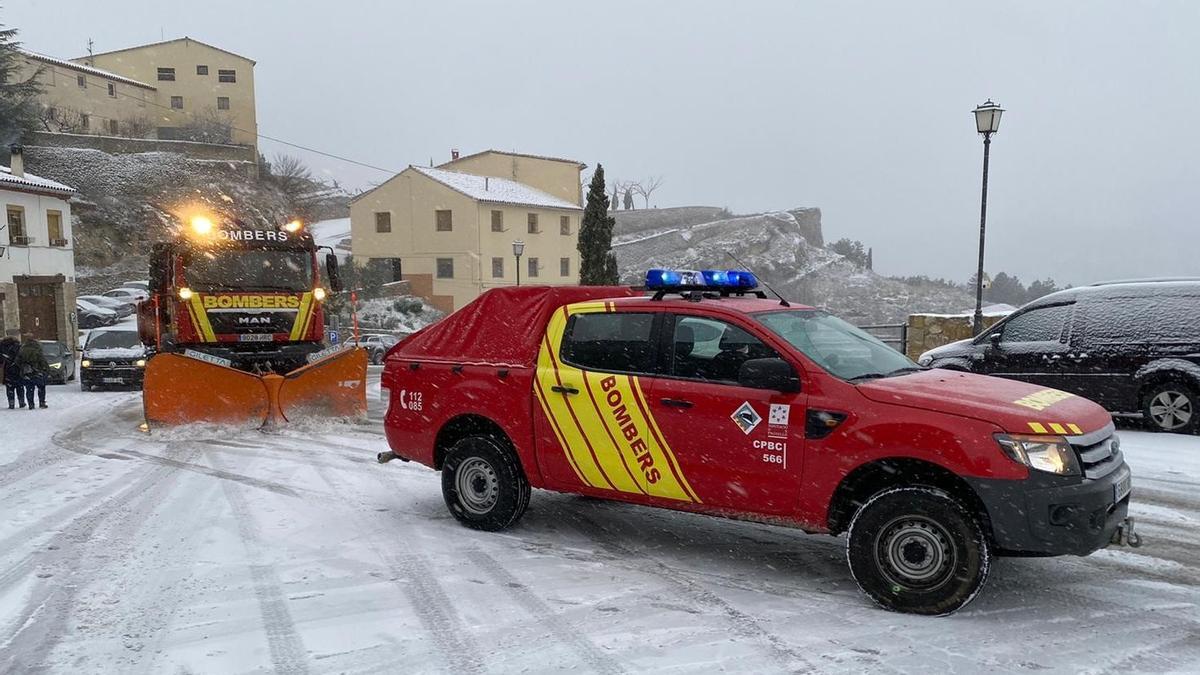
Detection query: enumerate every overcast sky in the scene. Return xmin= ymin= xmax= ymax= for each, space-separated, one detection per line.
xmin=6 ymin=0 xmax=1198 ymax=286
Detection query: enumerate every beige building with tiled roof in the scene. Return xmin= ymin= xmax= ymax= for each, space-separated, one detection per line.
xmin=17 ymin=37 xmax=257 ymax=148
xmin=351 ymin=151 xmax=586 ymax=312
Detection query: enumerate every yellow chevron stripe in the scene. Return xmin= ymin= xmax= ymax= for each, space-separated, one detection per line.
xmin=290 ymin=292 xmax=313 ymax=341
xmin=1067 ymin=423 xmax=1082 ymax=435
xmin=1028 ymin=421 xmax=1048 ymax=434
xmin=189 ymin=295 xmax=215 ymax=341
xmin=535 ymin=301 xmax=697 ymax=503
xmin=1048 ymin=422 xmax=1068 ymax=435
xmin=533 ymin=375 xmax=588 ymax=486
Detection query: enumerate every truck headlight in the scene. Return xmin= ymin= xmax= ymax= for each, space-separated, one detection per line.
xmin=50 ymin=362 xmax=62 ymax=369
xmin=917 ymin=354 xmax=933 ymax=367
xmin=136 ymin=359 xmax=147 ymax=367
xmin=81 ymin=359 xmax=92 ymax=368
xmin=996 ymin=434 xmax=1080 ymax=476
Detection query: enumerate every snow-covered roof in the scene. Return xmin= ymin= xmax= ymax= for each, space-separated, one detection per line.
xmin=21 ymin=49 xmax=156 ymax=90
xmin=440 ymin=149 xmax=586 ymax=169
xmin=79 ymin=36 xmax=256 ymax=66
xmin=0 ymin=165 xmax=75 ymax=196
xmin=410 ymin=165 xmax=581 ymax=210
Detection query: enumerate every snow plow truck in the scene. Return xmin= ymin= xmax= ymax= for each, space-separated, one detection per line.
xmin=137 ymin=216 xmax=367 ymax=427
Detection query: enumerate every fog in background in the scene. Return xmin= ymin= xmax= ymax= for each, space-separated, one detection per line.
xmin=6 ymin=0 xmax=1197 ymax=286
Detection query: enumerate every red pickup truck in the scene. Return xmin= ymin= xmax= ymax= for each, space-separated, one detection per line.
xmin=379 ymin=271 xmax=1135 ymax=615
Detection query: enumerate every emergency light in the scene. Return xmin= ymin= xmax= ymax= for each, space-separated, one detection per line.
xmin=645 ymin=268 xmax=759 ymax=291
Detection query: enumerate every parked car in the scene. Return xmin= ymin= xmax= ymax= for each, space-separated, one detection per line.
xmin=121 ymin=280 xmax=150 ymax=292
xmin=77 ymin=294 xmax=136 ymax=318
xmin=76 ymin=298 xmax=119 ymax=328
xmin=920 ymin=278 xmax=1200 ymax=433
xmin=80 ymin=328 xmax=148 ymax=390
xmin=103 ymin=287 xmax=149 ymax=303
xmin=345 ymin=333 xmax=400 ymax=364
xmin=40 ymin=340 xmax=76 ymax=384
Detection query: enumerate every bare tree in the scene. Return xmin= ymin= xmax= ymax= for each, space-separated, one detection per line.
xmin=119 ymin=114 xmax=156 ymax=139
xmin=174 ymin=110 xmax=233 ymax=144
xmin=633 ymin=175 xmax=664 ymax=209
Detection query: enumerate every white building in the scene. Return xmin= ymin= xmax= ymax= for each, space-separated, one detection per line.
xmin=1 ymin=146 xmax=78 ymax=348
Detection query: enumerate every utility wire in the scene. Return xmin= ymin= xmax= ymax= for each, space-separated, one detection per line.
xmin=50 ymin=63 xmax=399 ymax=175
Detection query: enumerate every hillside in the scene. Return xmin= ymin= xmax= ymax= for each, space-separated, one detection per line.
xmin=612 ymin=207 xmax=972 ymax=324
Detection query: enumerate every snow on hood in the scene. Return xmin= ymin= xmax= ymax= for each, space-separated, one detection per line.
xmin=857 ymin=369 xmax=1112 ymax=434
xmin=85 ymin=346 xmax=146 ymax=358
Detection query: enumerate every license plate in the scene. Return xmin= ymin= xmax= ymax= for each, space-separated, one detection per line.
xmin=103 ymin=377 xmax=125 ymax=384
xmin=1114 ymin=472 xmax=1132 ymax=503
xmin=238 ymin=334 xmax=274 ymax=342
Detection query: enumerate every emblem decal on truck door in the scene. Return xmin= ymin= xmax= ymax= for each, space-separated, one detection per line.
xmin=731 ymin=402 xmax=762 ymax=435
xmin=767 ymin=403 xmax=790 ymax=438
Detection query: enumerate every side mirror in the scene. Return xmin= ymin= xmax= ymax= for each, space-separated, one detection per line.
xmin=325 ymin=253 xmax=343 ymax=292
xmin=738 ymin=357 xmax=801 ymax=393
xmin=987 ymin=332 xmax=1002 ymax=349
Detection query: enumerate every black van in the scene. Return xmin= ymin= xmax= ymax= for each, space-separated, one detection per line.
xmin=919 ymin=279 xmax=1200 ymax=433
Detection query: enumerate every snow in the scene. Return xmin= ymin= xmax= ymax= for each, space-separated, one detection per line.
xmin=409 ymin=165 xmax=582 ymax=210
xmin=84 ymin=346 xmax=146 ymax=358
xmin=2 ymin=381 xmax=1199 ymax=672
xmin=309 ymin=217 xmax=352 ymax=261
xmin=0 ymin=165 xmax=75 ymax=196
xmin=20 ymin=49 xmax=157 ymax=89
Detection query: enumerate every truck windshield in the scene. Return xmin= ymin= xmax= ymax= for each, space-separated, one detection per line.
xmin=755 ymin=309 xmax=919 ymax=382
xmin=184 ymin=249 xmax=313 ymax=292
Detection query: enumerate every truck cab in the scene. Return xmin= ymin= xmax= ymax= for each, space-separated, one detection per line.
xmin=380 ymin=270 xmax=1135 ymax=615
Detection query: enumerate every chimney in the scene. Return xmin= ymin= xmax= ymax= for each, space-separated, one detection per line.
xmin=451 ymin=148 xmax=460 ymax=161
xmin=8 ymin=144 xmax=24 ymax=178
xmin=485 ymin=176 xmax=489 ymax=191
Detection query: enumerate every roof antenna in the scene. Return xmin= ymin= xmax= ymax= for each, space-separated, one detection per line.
xmin=726 ymin=252 xmax=790 ymax=307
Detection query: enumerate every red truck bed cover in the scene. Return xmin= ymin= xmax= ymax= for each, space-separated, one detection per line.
xmin=392 ymin=286 xmax=640 ymax=368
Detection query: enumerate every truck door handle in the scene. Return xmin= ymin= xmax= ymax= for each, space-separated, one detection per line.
xmin=660 ymin=398 xmax=694 ymax=408
xmin=550 ymin=385 xmax=578 ymax=395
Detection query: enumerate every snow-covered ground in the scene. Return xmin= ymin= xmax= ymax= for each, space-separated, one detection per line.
xmin=2 ymin=379 xmax=1199 ymax=673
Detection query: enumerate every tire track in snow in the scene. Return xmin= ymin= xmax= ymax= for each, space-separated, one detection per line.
xmin=463 ymin=549 xmax=625 ymax=674
xmin=204 ymin=451 xmax=311 ymax=675
xmin=0 ymin=442 xmax=200 ymax=673
xmin=557 ymin=507 xmax=818 ymax=673
xmin=300 ymin=450 xmax=486 ymax=674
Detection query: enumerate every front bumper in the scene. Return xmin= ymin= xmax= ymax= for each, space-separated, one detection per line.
xmin=81 ymin=367 xmax=145 ymax=388
xmin=967 ymin=455 xmax=1131 ymax=557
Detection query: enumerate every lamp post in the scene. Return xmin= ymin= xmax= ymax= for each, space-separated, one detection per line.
xmin=513 ymin=240 xmax=525 ymax=286
xmin=972 ymin=99 xmax=1004 ymax=336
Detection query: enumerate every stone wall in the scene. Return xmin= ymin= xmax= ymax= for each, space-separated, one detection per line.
xmin=906 ymin=313 xmax=1004 ymax=360
xmin=25 ymin=131 xmax=256 ymax=169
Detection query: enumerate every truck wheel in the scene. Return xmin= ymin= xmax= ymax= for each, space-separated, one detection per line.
xmin=846 ymin=487 xmax=990 ymax=616
xmin=442 ymin=435 xmax=530 ymax=531
xmin=1142 ymin=381 xmax=1198 ymax=434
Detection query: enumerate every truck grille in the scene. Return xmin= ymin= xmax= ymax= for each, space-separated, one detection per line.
xmin=207 ymin=310 xmax=297 ymax=335
xmin=1074 ymin=434 xmax=1122 ymax=479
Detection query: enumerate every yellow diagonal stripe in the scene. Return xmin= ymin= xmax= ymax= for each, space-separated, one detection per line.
xmin=1048 ymin=422 xmax=1068 ymax=434
xmin=189 ymin=295 xmax=215 ymax=341
xmin=1028 ymin=421 xmax=1048 ymax=434
xmin=290 ymin=292 xmax=313 ymax=341
xmin=1067 ymin=423 xmax=1082 ymax=435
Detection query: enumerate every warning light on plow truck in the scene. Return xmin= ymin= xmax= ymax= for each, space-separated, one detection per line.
xmin=377 ymin=269 xmax=1140 ymax=616
xmin=136 ymin=214 xmax=368 ymax=427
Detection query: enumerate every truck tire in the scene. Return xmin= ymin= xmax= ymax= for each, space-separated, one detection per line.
xmin=846 ymin=486 xmax=990 ymax=616
xmin=442 ymin=435 xmax=531 ymax=531
xmin=1142 ymin=381 xmax=1198 ymax=434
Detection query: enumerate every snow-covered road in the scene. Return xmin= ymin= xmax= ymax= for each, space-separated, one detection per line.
xmin=2 ymin=375 xmax=1199 ymax=673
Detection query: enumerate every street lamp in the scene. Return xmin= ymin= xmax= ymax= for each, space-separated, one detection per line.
xmin=512 ymin=240 xmax=525 ymax=286
xmin=972 ymin=99 xmax=1004 ymax=336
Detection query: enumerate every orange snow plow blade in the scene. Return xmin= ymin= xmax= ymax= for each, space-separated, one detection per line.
xmin=143 ymin=353 xmax=272 ymax=427
xmin=142 ymin=348 xmax=368 ymax=427
xmin=277 ymin=347 xmax=369 ymax=422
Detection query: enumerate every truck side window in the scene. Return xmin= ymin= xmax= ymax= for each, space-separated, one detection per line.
xmin=672 ymin=316 xmax=779 ymax=384
xmin=1000 ymin=304 xmax=1071 ymax=343
xmin=560 ymin=312 xmax=656 ymax=374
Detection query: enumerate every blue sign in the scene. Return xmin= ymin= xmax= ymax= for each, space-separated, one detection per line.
xmin=329 ymin=330 xmax=340 ymax=345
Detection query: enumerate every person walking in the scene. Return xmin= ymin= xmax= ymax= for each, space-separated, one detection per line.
xmin=16 ymin=333 xmax=49 ymax=410
xmin=0 ymin=334 xmax=25 ymax=409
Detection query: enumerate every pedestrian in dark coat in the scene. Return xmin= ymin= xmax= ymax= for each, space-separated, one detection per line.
xmin=15 ymin=334 xmax=49 ymax=409
xmin=0 ymin=335 xmax=25 ymax=409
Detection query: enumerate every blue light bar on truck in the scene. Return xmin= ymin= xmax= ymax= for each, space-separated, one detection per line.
xmin=645 ymin=268 xmax=759 ymax=291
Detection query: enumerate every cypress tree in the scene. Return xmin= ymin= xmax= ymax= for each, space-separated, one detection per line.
xmin=578 ymin=164 xmax=619 ymax=285
xmin=0 ymin=21 xmax=42 ymax=145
